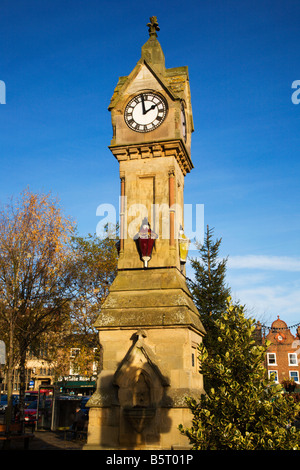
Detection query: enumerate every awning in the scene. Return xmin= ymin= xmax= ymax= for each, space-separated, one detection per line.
xmin=57 ymin=381 xmax=96 ymax=389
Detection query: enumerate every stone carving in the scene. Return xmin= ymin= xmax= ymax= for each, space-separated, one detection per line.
xmin=114 ymin=329 xmax=169 ymax=434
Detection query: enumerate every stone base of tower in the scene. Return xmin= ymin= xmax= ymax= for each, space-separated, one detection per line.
xmin=84 ymin=268 xmax=205 ymax=450
xmin=84 ymin=321 xmax=204 ymax=450
xmin=84 ymin=405 xmax=193 ymax=450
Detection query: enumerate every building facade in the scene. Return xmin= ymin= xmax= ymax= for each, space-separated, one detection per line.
xmin=263 ymin=317 xmax=300 ymax=386
xmin=0 ymin=346 xmax=96 ymax=397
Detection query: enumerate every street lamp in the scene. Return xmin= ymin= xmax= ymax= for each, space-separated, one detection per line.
xmin=136 ymin=220 xmax=158 ymax=268
xmin=178 ymin=229 xmax=190 ymax=264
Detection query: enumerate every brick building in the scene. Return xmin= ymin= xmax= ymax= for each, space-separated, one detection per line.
xmin=263 ymin=316 xmax=300 ymax=385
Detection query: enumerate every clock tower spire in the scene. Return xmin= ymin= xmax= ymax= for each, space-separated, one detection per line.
xmin=86 ymin=17 xmax=205 ymax=451
xmin=140 ymin=16 xmax=165 ymax=73
xmin=147 ymin=15 xmax=160 ymax=37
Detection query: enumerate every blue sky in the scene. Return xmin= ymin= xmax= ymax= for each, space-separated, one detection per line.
xmin=0 ymin=0 xmax=300 ymax=329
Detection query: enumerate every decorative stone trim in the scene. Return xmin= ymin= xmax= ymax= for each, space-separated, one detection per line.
xmin=109 ymin=140 xmax=193 ymax=176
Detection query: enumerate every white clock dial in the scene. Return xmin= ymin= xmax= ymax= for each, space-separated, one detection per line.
xmin=124 ymin=92 xmax=168 ymax=132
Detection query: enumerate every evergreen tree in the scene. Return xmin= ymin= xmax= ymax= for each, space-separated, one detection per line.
xmin=189 ymin=225 xmax=230 ymax=350
xmin=179 ymin=298 xmax=300 ymax=450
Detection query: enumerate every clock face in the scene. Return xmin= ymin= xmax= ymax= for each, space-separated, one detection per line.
xmin=275 ymin=333 xmax=285 ymax=343
xmin=181 ymin=103 xmax=187 ymax=142
xmin=124 ymin=92 xmax=168 ymax=133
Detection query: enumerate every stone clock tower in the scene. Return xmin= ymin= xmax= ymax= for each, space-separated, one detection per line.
xmin=85 ymin=17 xmax=205 ymax=450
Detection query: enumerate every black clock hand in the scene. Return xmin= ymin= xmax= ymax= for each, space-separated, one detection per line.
xmin=141 ymin=94 xmax=146 ymax=115
xmin=144 ymin=104 xmax=156 ymax=114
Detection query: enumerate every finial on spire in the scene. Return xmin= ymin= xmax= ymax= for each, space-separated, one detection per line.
xmin=147 ymin=16 xmax=160 ymax=38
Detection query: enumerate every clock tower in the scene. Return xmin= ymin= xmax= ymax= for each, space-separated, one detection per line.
xmin=85 ymin=17 xmax=205 ymax=450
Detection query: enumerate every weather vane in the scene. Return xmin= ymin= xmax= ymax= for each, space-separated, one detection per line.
xmin=147 ymin=16 xmax=160 ymax=38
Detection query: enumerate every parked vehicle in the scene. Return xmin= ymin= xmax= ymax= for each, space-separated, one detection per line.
xmin=0 ymin=402 xmax=7 ymax=414
xmin=24 ymin=399 xmax=52 ymax=425
xmin=0 ymin=394 xmax=19 ymax=414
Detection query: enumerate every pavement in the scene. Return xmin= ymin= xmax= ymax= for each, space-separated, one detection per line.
xmin=1 ymin=429 xmax=86 ymax=450
xmin=0 ymin=414 xmax=86 ymax=450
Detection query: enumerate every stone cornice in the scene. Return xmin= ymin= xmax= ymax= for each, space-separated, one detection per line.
xmin=109 ymin=139 xmax=193 ymax=176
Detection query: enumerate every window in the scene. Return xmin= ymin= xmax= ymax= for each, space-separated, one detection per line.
xmin=70 ymin=348 xmax=80 ymax=376
xmin=288 ymin=353 xmax=298 ymax=366
xmin=268 ymin=370 xmax=278 ymax=382
xmin=290 ymin=371 xmax=299 ymax=382
xmin=267 ymin=353 xmax=277 ymax=365
xmin=92 ymin=348 xmax=98 ymax=374
xmin=191 ymin=345 xmax=198 ymax=372
xmin=70 ymin=348 xmax=80 ymax=358
xmin=191 ymin=353 xmax=195 ymax=367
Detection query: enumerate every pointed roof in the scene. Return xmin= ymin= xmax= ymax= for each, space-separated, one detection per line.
xmin=140 ymin=16 xmax=165 ymax=73
xmin=108 ymin=16 xmax=193 ymax=128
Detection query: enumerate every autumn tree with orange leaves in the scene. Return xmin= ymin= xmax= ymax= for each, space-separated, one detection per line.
xmin=0 ymin=189 xmax=75 ymax=429
xmin=35 ymin=230 xmax=118 ymax=384
xmin=63 ymin=230 xmax=118 ymax=378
